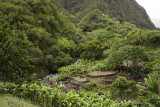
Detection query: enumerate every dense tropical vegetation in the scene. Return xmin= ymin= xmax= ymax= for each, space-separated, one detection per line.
xmin=0 ymin=0 xmax=160 ymax=107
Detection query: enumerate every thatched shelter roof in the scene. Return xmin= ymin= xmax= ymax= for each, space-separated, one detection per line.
xmin=122 ymin=60 xmax=144 ymax=69
xmin=122 ymin=60 xmax=133 ymax=67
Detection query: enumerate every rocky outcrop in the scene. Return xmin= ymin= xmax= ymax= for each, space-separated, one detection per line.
xmin=101 ymin=0 xmax=116 ymax=7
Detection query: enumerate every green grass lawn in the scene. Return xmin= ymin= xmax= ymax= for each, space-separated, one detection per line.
xmin=0 ymin=94 xmax=39 ymax=107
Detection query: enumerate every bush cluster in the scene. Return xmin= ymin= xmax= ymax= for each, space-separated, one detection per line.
xmin=0 ymin=82 xmax=138 ymax=107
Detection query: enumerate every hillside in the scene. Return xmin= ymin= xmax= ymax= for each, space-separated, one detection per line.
xmin=0 ymin=0 xmax=160 ymax=107
xmin=0 ymin=0 xmax=79 ymax=82
xmin=55 ymin=0 xmax=155 ymax=29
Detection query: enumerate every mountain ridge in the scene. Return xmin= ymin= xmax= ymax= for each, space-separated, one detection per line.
xmin=55 ymin=0 xmax=155 ymax=29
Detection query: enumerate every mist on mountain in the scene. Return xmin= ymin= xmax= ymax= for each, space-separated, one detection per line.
xmin=151 ymin=18 xmax=160 ymax=28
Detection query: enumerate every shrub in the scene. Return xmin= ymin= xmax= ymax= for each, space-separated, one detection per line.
xmin=107 ymin=45 xmax=148 ymax=71
xmin=57 ymin=59 xmax=98 ymax=80
xmin=0 ymin=82 xmax=137 ymax=107
xmin=79 ymin=39 xmax=104 ymax=60
xmin=137 ymin=74 xmax=160 ymax=94
xmin=110 ymin=76 xmax=139 ymax=100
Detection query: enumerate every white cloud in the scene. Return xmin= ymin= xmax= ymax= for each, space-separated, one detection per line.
xmin=151 ymin=18 xmax=160 ymax=28
xmin=136 ymin=0 xmax=160 ymax=28
xmin=136 ymin=0 xmax=160 ymax=18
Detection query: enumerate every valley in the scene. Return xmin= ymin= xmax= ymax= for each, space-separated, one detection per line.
xmin=0 ymin=0 xmax=160 ymax=107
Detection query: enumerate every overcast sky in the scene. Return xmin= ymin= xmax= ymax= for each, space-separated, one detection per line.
xmin=135 ymin=0 xmax=160 ymax=28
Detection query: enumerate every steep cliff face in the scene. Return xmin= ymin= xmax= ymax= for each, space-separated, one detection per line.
xmin=55 ymin=0 xmax=155 ymax=29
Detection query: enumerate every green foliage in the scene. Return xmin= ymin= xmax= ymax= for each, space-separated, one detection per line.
xmin=152 ymin=63 xmax=160 ymax=74
xmin=87 ymin=86 xmax=110 ymax=95
xmin=79 ymin=38 xmax=104 ymax=59
xmin=0 ymin=23 xmax=34 ymax=83
xmin=107 ymin=45 xmax=148 ymax=71
xmin=124 ymin=29 xmax=148 ymax=45
xmin=145 ymin=59 xmax=160 ymax=71
xmin=94 ymin=59 xmax=109 ymax=71
xmin=80 ymin=23 xmax=93 ymax=32
xmin=147 ymin=30 xmax=160 ymax=46
xmin=0 ymin=82 xmax=137 ymax=107
xmin=86 ymin=82 xmax=95 ymax=87
xmin=147 ymin=93 xmax=160 ymax=107
xmin=0 ymin=0 xmax=68 ymax=39
xmin=144 ymin=74 xmax=159 ymax=94
xmin=124 ymin=29 xmax=160 ymax=47
xmin=110 ymin=76 xmax=139 ymax=100
xmin=0 ymin=1 xmax=160 ymax=106
xmin=137 ymin=73 xmax=160 ymax=94
xmin=49 ymin=37 xmax=76 ymax=58
xmin=48 ymin=38 xmax=76 ymax=72
xmin=29 ymin=47 xmax=44 ymax=67
xmin=136 ymin=73 xmax=160 ymax=106
xmin=136 ymin=93 xmax=160 ymax=107
xmin=0 ymin=94 xmax=38 ymax=107
xmin=0 ymin=0 xmax=78 ymax=76
xmin=57 ymin=59 xmax=96 ymax=80
xmin=56 ymin=0 xmax=155 ymax=29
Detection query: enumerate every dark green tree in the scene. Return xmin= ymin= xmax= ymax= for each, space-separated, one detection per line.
xmin=0 ymin=23 xmax=34 ymax=83
xmin=48 ymin=38 xmax=76 ymax=72
xmin=79 ymin=38 xmax=104 ymax=60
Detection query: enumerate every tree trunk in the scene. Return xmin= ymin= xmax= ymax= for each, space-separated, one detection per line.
xmin=158 ymin=84 xmax=160 ymax=96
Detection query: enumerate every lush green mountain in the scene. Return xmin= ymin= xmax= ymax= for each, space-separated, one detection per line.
xmin=55 ymin=0 xmax=155 ymax=29
xmin=0 ymin=0 xmax=160 ymax=106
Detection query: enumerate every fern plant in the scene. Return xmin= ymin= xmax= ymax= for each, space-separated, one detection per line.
xmin=137 ymin=73 xmax=160 ymax=94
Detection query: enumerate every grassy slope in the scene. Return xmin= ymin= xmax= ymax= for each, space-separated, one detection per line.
xmin=0 ymin=94 xmax=38 ymax=107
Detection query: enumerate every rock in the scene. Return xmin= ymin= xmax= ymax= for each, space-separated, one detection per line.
xmin=37 ymin=79 xmax=42 ymax=81
xmin=72 ymin=76 xmax=88 ymax=83
xmin=43 ymin=74 xmax=58 ymax=80
xmin=87 ymin=71 xmax=117 ymax=77
xmin=120 ymin=9 xmax=125 ymax=18
xmin=44 ymin=80 xmax=57 ymax=87
xmin=61 ymin=83 xmax=79 ymax=93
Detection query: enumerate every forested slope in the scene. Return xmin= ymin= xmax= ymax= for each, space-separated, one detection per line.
xmin=55 ymin=0 xmax=155 ymax=29
xmin=0 ymin=0 xmax=79 ymax=82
